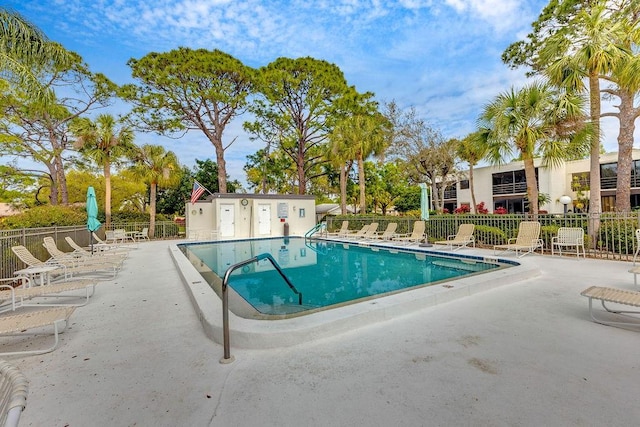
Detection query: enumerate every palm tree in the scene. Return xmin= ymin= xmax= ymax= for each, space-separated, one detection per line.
xmin=132 ymin=144 xmax=180 ymax=238
xmin=456 ymin=131 xmax=489 ymax=213
xmin=71 ymin=114 xmax=135 ymax=227
xmin=480 ymin=81 xmax=588 ymax=219
xmin=330 ymin=113 xmax=388 ymax=214
xmin=0 ymin=8 xmax=70 ymax=100
xmin=543 ymin=4 xmax=630 ymax=217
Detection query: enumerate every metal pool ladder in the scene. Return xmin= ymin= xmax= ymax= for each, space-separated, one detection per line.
xmin=220 ymin=253 xmax=301 ymax=364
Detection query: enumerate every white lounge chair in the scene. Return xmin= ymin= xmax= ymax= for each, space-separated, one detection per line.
xmin=580 ymin=286 xmax=640 ymax=328
xmin=42 ymin=237 xmax=120 ymax=276
xmin=434 ymin=224 xmax=475 ymax=251
xmin=12 ymin=245 xmax=115 ymax=280
xmin=0 ymin=306 xmax=75 ymax=356
xmin=358 ymin=223 xmax=379 ymax=240
xmin=393 ymin=221 xmax=425 ymax=245
xmin=132 ymin=227 xmax=150 ymax=241
xmin=92 ymin=233 xmax=134 ymax=252
xmin=493 ymin=221 xmax=543 ymax=257
xmin=633 ymin=229 xmax=640 ymax=265
xmin=342 ymin=224 xmax=371 ymax=239
xmin=327 ymin=221 xmax=349 ymax=237
xmin=371 ymin=223 xmax=398 ymax=241
xmin=0 ymin=277 xmax=97 ymax=313
xmin=0 ymin=359 xmax=28 ymax=426
xmin=64 ymin=237 xmax=127 ymax=263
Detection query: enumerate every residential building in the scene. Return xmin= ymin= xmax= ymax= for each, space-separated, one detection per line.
xmin=452 ymin=150 xmax=640 ymax=214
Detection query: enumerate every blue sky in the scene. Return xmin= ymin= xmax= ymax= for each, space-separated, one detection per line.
xmin=8 ymin=0 xmax=622 ymax=186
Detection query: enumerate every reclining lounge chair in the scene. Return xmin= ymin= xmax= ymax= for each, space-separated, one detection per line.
xmin=0 ymin=359 xmax=28 ymax=426
xmin=393 ymin=221 xmax=425 ymax=245
xmin=0 ymin=306 xmax=76 ymax=356
xmin=493 ymin=221 xmax=543 ymax=257
xmin=0 ymin=277 xmax=97 ymax=313
xmin=580 ymin=286 xmax=640 ymax=328
xmin=434 ymin=224 xmax=475 ymax=251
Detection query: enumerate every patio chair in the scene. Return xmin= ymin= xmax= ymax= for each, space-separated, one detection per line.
xmin=493 ymin=221 xmax=543 ymax=257
xmin=356 ymin=223 xmax=379 ymax=240
xmin=133 ymin=227 xmax=150 ymax=241
xmin=633 ymin=229 xmax=640 ymax=265
xmin=551 ymin=227 xmax=585 ymax=258
xmin=0 ymin=359 xmax=28 ymax=426
xmin=92 ymin=233 xmax=135 ymax=252
xmin=434 ymin=224 xmax=475 ymax=250
xmin=114 ymin=229 xmax=136 ymax=245
xmin=342 ymin=224 xmax=371 ymax=239
xmin=12 ymin=245 xmax=116 ymax=280
xmin=0 ymin=306 xmax=75 ymax=356
xmin=393 ymin=221 xmax=425 ymax=245
xmin=42 ymin=237 xmax=120 ymax=275
xmin=580 ymin=286 xmax=640 ymax=328
xmin=0 ymin=276 xmax=97 ymax=313
xmin=327 ymin=221 xmax=349 ymax=237
xmin=372 ymin=222 xmax=398 ymax=241
xmin=64 ymin=237 xmax=127 ymax=263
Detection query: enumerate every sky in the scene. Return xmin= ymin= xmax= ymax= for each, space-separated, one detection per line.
xmin=6 ymin=0 xmax=626 ymax=187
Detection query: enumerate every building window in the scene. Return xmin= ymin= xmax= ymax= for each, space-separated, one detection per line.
xmin=492 ymin=169 xmax=537 ymax=195
xmin=298 ymin=208 xmax=305 ymax=218
xmin=459 ymin=179 xmax=469 ymax=189
xmin=601 ymin=162 xmax=617 ymax=189
xmin=494 ymin=198 xmax=527 ymax=214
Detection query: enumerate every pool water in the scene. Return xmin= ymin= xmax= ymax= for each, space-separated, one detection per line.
xmin=181 ymin=237 xmax=509 ymax=317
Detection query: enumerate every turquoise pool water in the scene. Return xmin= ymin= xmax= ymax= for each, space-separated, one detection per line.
xmin=180 ymin=237 xmax=510 ymax=317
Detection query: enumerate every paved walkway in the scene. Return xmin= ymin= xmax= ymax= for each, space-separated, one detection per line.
xmin=4 ymin=240 xmax=639 ymax=426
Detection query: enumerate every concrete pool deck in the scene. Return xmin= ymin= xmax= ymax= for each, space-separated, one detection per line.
xmin=3 ymin=239 xmax=639 ymax=426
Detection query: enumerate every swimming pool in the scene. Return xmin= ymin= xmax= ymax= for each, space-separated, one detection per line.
xmin=179 ymin=237 xmax=513 ymax=319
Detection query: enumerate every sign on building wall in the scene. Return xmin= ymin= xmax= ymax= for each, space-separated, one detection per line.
xmin=277 ymin=202 xmax=288 ymax=218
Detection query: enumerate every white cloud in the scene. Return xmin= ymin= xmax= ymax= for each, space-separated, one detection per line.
xmin=9 ymin=0 xmax=578 ymax=188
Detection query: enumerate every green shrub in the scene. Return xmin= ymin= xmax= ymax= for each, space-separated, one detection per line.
xmin=0 ymin=205 xmax=86 ymax=229
xmin=474 ymin=225 xmax=507 ymax=246
xmin=540 ymin=225 xmax=559 ymax=248
xmin=598 ymin=219 xmax=636 ymax=254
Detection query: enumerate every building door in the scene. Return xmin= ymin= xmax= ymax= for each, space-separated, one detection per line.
xmin=220 ymin=204 xmax=235 ymax=237
xmin=258 ymin=204 xmax=271 ymax=235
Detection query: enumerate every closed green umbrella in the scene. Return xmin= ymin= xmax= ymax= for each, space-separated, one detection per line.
xmin=86 ymin=186 xmax=101 ymax=253
xmin=419 ymin=183 xmax=430 ymax=221
xmin=419 ymin=183 xmax=431 ymax=247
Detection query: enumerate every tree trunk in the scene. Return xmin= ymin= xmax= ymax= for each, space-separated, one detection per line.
xmin=149 ymin=181 xmax=157 ymax=238
xmin=340 ymin=164 xmax=347 ymax=215
xmin=47 ymin=163 xmax=58 ymax=205
xmin=523 ymin=155 xmax=538 ymax=220
xmin=358 ymin=152 xmax=366 ymax=214
xmin=54 ymin=155 xmax=69 ymax=205
xmin=104 ymin=160 xmax=112 ymax=227
xmin=588 ymin=73 xmax=602 ymax=248
xmin=215 ymin=140 xmax=228 ymax=194
xmin=614 ymin=89 xmax=637 ymax=212
xmin=430 ymin=181 xmax=440 ymax=212
xmin=469 ymin=165 xmax=477 ymax=214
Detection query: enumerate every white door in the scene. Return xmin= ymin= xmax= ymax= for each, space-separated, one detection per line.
xmin=219 ymin=204 xmax=235 ymax=237
xmin=258 ymin=204 xmax=271 ymax=235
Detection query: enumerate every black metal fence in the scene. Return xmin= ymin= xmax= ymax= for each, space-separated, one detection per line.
xmin=326 ymin=212 xmax=640 ymax=262
xmin=0 ymin=221 xmax=182 ymax=279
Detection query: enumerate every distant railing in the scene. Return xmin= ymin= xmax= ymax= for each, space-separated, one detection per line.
xmin=0 ymin=221 xmax=181 ymax=279
xmin=326 ymin=212 xmax=640 ymax=261
xmin=492 ymin=182 xmax=528 ymax=195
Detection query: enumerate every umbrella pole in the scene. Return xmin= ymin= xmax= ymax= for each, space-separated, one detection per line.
xmin=90 ymin=231 xmax=94 ymax=254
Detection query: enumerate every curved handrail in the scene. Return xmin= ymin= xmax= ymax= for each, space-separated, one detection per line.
xmin=304 ymin=223 xmax=325 ymax=239
xmin=220 ymin=253 xmax=301 ymax=363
